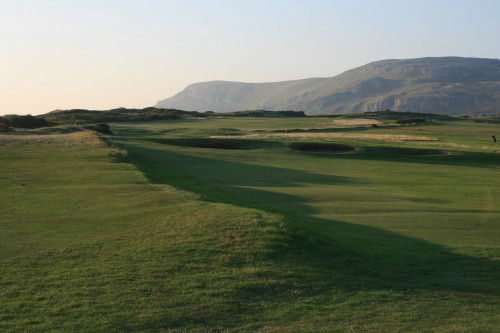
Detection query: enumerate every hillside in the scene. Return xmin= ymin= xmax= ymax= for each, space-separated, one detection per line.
xmin=156 ymin=57 xmax=500 ymax=115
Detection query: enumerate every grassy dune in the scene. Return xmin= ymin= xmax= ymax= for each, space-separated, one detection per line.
xmin=1 ymin=116 xmax=499 ymax=332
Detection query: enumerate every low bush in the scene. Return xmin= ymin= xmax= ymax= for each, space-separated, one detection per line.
xmin=82 ymin=123 xmax=113 ymax=135
xmin=0 ymin=123 xmax=14 ymax=132
xmin=396 ymin=117 xmax=427 ymax=124
xmin=39 ymin=123 xmax=112 ymax=135
xmin=41 ymin=107 xmax=193 ymax=124
xmin=2 ymin=114 xmax=49 ymax=128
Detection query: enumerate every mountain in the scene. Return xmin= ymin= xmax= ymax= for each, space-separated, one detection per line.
xmin=156 ymin=57 xmax=500 ymax=115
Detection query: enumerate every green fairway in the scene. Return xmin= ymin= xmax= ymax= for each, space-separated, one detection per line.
xmin=1 ymin=116 xmax=499 ymax=332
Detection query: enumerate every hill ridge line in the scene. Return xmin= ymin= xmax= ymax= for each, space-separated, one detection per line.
xmin=156 ymin=57 xmax=500 ymax=115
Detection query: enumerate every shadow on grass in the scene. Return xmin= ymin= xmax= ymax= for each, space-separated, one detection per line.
xmin=292 ymin=144 xmax=500 ymax=168
xmin=121 ymin=142 xmax=500 ymax=304
xmin=146 ymin=137 xmax=283 ymax=150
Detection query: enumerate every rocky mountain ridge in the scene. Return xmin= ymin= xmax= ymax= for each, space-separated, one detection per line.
xmin=156 ymin=57 xmax=500 ymax=115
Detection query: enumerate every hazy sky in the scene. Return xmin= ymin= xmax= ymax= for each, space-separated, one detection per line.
xmin=1 ymin=0 xmax=499 ymax=115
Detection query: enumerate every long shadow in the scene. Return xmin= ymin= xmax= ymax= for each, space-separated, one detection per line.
xmin=291 ymin=143 xmax=500 ymax=168
xmin=147 ymin=137 xmax=284 ymax=150
xmin=119 ymin=141 xmax=500 ymax=298
xmin=141 ymin=135 xmax=500 ymax=169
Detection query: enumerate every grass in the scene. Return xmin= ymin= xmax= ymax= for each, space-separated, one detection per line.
xmin=1 ymin=116 xmax=500 ymax=332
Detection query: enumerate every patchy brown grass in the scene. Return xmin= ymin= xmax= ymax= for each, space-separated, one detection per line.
xmin=108 ymin=146 xmax=129 ymax=157
xmin=65 ymin=131 xmax=107 ymax=147
xmin=0 ymin=133 xmax=65 ymax=143
xmin=327 ymin=118 xmax=385 ymax=127
xmin=0 ymin=130 xmax=107 ymax=148
xmin=0 ymin=131 xmax=130 ymax=158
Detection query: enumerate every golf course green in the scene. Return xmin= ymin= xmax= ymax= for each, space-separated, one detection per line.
xmin=1 ymin=114 xmax=499 ymax=332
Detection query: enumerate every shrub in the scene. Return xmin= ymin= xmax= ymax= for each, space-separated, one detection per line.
xmin=82 ymin=124 xmax=113 ymax=135
xmin=0 ymin=123 xmax=14 ymax=132
xmin=38 ymin=125 xmax=85 ymax=134
xmin=41 ymin=107 xmax=188 ymax=124
xmin=396 ymin=117 xmax=426 ymax=124
xmin=38 ymin=123 xmax=112 ymax=135
xmin=2 ymin=114 xmax=49 ymax=128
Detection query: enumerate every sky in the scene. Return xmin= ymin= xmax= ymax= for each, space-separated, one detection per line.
xmin=1 ymin=0 xmax=499 ymax=115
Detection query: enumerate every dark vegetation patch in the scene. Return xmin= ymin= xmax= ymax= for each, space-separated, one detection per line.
xmin=82 ymin=123 xmax=113 ymax=135
xmin=39 ymin=123 xmax=112 ymax=135
xmin=148 ymin=138 xmax=278 ymax=150
xmin=0 ymin=123 xmax=14 ymax=132
xmin=361 ymin=110 xmax=459 ymax=121
xmin=395 ymin=117 xmax=427 ymax=124
xmin=40 ymin=107 xmax=200 ymax=124
xmin=40 ymin=108 xmax=306 ymax=125
xmin=290 ymin=142 xmax=357 ymax=153
xmin=39 ymin=125 xmax=87 ymax=134
xmin=0 ymin=114 xmax=49 ymax=128
xmin=218 ymin=110 xmax=306 ymax=117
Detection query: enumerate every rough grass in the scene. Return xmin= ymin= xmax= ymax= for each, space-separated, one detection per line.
xmin=0 ymin=131 xmax=105 ymax=146
xmin=327 ymin=118 xmax=385 ymax=127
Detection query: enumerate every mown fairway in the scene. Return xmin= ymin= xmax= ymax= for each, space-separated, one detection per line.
xmin=1 ymin=115 xmax=499 ymax=332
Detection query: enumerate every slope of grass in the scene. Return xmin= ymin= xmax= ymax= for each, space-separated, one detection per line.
xmin=0 ymin=132 xmax=191 ymax=259
xmin=1 ymin=117 xmax=500 ymax=332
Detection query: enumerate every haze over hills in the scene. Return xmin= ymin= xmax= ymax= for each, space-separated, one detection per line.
xmin=156 ymin=57 xmax=500 ymax=115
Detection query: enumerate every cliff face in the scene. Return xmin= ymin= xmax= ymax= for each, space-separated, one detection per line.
xmin=156 ymin=57 xmax=500 ymax=115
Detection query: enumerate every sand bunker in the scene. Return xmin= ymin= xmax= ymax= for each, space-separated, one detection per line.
xmin=290 ymin=142 xmax=356 ymax=153
xmin=150 ymin=138 xmax=259 ymax=150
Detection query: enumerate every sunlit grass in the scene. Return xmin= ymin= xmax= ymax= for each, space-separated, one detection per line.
xmin=1 ymin=118 xmax=500 ymax=332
